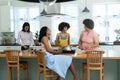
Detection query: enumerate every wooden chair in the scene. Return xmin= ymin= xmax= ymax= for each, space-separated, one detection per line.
xmin=4 ymin=50 xmax=28 ymax=80
xmin=82 ymin=50 xmax=104 ymax=80
xmin=36 ymin=51 xmax=60 ymax=80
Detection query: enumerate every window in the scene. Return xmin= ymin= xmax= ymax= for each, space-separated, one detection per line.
xmin=13 ymin=4 xmax=79 ymax=44
xmin=13 ymin=7 xmax=40 ymax=40
xmin=50 ymin=16 xmax=79 ymax=44
xmin=93 ymin=3 xmax=120 ymax=42
xmin=52 ymin=3 xmax=80 ymax=44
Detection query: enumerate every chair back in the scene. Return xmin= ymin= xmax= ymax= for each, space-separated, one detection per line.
xmin=4 ymin=50 xmax=20 ymax=65
xmin=36 ymin=51 xmax=46 ymax=69
xmin=36 ymin=50 xmax=58 ymax=80
xmin=85 ymin=50 xmax=104 ymax=68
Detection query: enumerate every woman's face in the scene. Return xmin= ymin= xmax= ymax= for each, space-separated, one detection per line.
xmin=47 ymin=28 xmax=51 ymax=36
xmin=24 ymin=26 xmax=29 ymax=32
xmin=63 ymin=26 xmax=68 ymax=32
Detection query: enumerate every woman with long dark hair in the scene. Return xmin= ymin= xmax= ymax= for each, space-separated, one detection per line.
xmin=17 ymin=22 xmax=34 ymax=50
xmin=39 ymin=26 xmax=80 ymax=80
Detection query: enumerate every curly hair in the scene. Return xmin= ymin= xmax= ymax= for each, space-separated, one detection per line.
xmin=83 ymin=19 xmax=94 ymax=29
xmin=58 ymin=22 xmax=70 ymax=31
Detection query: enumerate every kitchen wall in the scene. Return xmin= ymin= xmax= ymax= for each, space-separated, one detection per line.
xmin=0 ymin=0 xmax=120 ymax=32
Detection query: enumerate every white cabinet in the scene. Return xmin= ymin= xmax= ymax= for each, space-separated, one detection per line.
xmin=99 ymin=45 xmax=120 ymax=53
xmin=0 ymin=46 xmax=21 ymax=52
xmin=0 ymin=46 xmax=42 ymax=52
xmin=0 ymin=5 xmax=13 ymax=32
xmin=112 ymin=45 xmax=120 ymax=52
xmin=99 ymin=46 xmax=113 ymax=50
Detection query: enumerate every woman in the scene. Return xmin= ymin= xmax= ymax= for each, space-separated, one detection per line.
xmin=17 ymin=22 xmax=34 ymax=50
xmin=55 ymin=22 xmax=70 ymax=49
xmin=38 ymin=26 xmax=80 ymax=80
xmin=78 ymin=19 xmax=99 ymax=50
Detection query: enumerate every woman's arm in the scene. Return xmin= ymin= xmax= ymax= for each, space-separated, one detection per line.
xmin=42 ymin=36 xmax=62 ymax=54
xmin=78 ymin=33 xmax=83 ymax=49
xmin=30 ymin=32 xmax=35 ymax=46
xmin=55 ymin=33 xmax=59 ymax=46
xmin=91 ymin=34 xmax=99 ymax=48
xmin=68 ymin=33 xmax=70 ymax=45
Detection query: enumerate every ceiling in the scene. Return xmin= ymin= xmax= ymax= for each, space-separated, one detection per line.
xmin=19 ymin=0 xmax=75 ymax=3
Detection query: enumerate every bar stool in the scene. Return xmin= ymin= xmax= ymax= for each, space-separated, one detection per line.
xmin=36 ymin=51 xmax=60 ymax=80
xmin=82 ymin=50 xmax=104 ymax=80
xmin=4 ymin=50 xmax=28 ymax=80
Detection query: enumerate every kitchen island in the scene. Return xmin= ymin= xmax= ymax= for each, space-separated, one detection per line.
xmin=0 ymin=45 xmax=120 ymax=80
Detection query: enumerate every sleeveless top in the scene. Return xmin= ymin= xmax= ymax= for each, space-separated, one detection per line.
xmin=59 ymin=33 xmax=69 ymax=49
xmin=41 ymin=42 xmax=72 ymax=78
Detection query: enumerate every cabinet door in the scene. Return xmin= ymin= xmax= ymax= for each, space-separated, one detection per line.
xmin=33 ymin=46 xmax=41 ymax=50
xmin=0 ymin=46 xmax=21 ymax=52
xmin=112 ymin=46 xmax=120 ymax=53
xmin=0 ymin=5 xmax=12 ymax=32
xmin=99 ymin=46 xmax=113 ymax=50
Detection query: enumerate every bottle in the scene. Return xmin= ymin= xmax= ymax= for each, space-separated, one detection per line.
xmin=28 ymin=47 xmax=33 ymax=54
xmin=74 ymin=46 xmax=78 ymax=56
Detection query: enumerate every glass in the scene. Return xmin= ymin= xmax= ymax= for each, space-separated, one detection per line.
xmin=14 ymin=7 xmax=40 ymax=40
xmin=93 ymin=3 xmax=120 ymax=42
xmin=22 ymin=50 xmax=29 ymax=54
xmin=116 ymin=34 xmax=120 ymax=41
xmin=61 ymin=4 xmax=79 ymax=17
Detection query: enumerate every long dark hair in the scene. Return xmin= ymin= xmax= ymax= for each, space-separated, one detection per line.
xmin=22 ymin=22 xmax=30 ymax=32
xmin=38 ymin=26 xmax=48 ymax=42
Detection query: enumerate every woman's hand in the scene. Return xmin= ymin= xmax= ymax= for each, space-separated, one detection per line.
xmin=78 ymin=44 xmax=83 ymax=50
xmin=23 ymin=45 xmax=28 ymax=49
xmin=56 ymin=49 xmax=62 ymax=54
xmin=85 ymin=44 xmax=92 ymax=49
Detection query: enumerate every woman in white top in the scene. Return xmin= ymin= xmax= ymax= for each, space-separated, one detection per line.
xmin=17 ymin=22 xmax=34 ymax=50
xmin=38 ymin=26 xmax=80 ymax=80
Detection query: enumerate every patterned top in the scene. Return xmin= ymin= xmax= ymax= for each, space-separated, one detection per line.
xmin=17 ymin=31 xmax=34 ymax=46
xmin=79 ymin=30 xmax=99 ymax=50
xmin=58 ymin=33 xmax=69 ymax=48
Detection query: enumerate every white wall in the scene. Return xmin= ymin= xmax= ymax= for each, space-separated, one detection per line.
xmin=0 ymin=0 xmax=120 ymax=32
xmin=60 ymin=0 xmax=120 ymax=32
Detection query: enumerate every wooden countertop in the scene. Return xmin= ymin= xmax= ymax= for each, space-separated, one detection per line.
xmin=0 ymin=53 xmax=37 ymax=58
xmin=0 ymin=50 xmax=120 ymax=59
